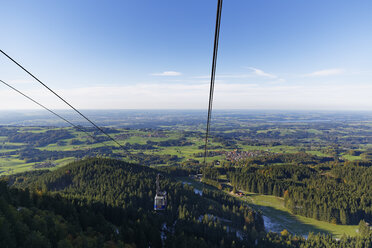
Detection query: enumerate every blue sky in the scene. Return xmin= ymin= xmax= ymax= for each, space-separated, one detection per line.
xmin=1 ymin=0 xmax=372 ymax=110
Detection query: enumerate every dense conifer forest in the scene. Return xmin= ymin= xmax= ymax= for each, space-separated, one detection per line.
xmin=227 ymin=162 xmax=372 ymax=225
xmin=1 ymin=158 xmax=265 ymax=247
xmin=1 ymin=158 xmax=371 ymax=247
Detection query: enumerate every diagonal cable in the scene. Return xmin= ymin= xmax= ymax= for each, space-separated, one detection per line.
xmin=203 ymin=0 xmax=223 ymax=166
xmin=0 ymin=49 xmax=126 ymax=151
xmin=0 ymin=79 xmax=118 ymax=150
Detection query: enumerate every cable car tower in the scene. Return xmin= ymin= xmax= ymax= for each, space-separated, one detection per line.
xmin=154 ymin=174 xmax=167 ymax=211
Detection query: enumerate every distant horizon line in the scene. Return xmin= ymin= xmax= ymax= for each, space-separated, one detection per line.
xmin=0 ymin=109 xmax=372 ymax=112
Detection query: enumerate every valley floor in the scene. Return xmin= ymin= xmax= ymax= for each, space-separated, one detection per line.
xmin=240 ymin=192 xmax=358 ymax=238
xmin=180 ymin=177 xmax=358 ymax=239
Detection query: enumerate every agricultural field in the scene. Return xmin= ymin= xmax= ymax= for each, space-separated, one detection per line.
xmin=1 ymin=110 xmax=372 ymax=174
xmin=1 ymin=110 xmax=372 ymax=240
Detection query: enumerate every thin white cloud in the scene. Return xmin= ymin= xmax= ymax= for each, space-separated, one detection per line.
xmin=267 ymin=78 xmax=286 ymax=84
xmin=2 ymin=81 xmax=372 ymax=110
xmin=248 ymin=67 xmax=277 ymax=78
xmin=151 ymin=71 xmax=182 ymax=76
xmin=195 ymin=68 xmax=281 ymax=80
xmin=304 ymin=68 xmax=344 ymax=77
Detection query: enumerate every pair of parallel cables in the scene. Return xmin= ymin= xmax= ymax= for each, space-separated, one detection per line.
xmin=0 ymin=50 xmax=127 ymax=154
xmin=0 ymin=0 xmax=223 ymax=165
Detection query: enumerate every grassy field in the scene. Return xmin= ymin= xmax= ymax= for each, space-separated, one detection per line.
xmin=307 ymin=150 xmax=330 ymax=157
xmin=342 ymin=154 xmax=363 ymax=161
xmin=179 ymin=177 xmax=358 ymax=238
xmin=241 ymin=192 xmax=358 ymax=238
xmin=240 ymin=144 xmax=300 ymax=154
xmin=0 ymin=156 xmax=77 ymax=175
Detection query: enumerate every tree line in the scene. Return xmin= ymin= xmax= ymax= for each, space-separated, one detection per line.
xmin=3 ymin=158 xmax=265 ymax=247
xmin=227 ymin=163 xmax=372 ymax=225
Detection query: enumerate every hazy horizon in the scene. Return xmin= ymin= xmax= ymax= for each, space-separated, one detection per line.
xmin=1 ymin=109 xmax=372 ymax=112
xmin=1 ymin=109 xmax=371 ymax=127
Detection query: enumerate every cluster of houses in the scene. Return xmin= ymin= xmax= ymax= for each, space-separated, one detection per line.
xmin=225 ymin=150 xmax=263 ymax=162
xmin=233 ymin=191 xmax=245 ymax=197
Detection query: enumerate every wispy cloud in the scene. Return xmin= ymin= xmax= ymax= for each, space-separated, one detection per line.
xmin=194 ymin=69 xmax=285 ymax=84
xmin=304 ymin=68 xmax=344 ymax=77
xmin=151 ymin=71 xmax=182 ymax=76
xmin=1 ymin=82 xmax=372 ymax=110
xmin=248 ymin=67 xmax=277 ymax=78
xmin=268 ymin=78 xmax=286 ymax=84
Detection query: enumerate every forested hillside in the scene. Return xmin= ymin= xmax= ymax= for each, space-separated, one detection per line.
xmin=1 ymin=158 xmax=372 ymax=247
xmin=228 ymin=163 xmax=372 ymax=225
xmin=2 ymin=158 xmax=265 ymax=248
